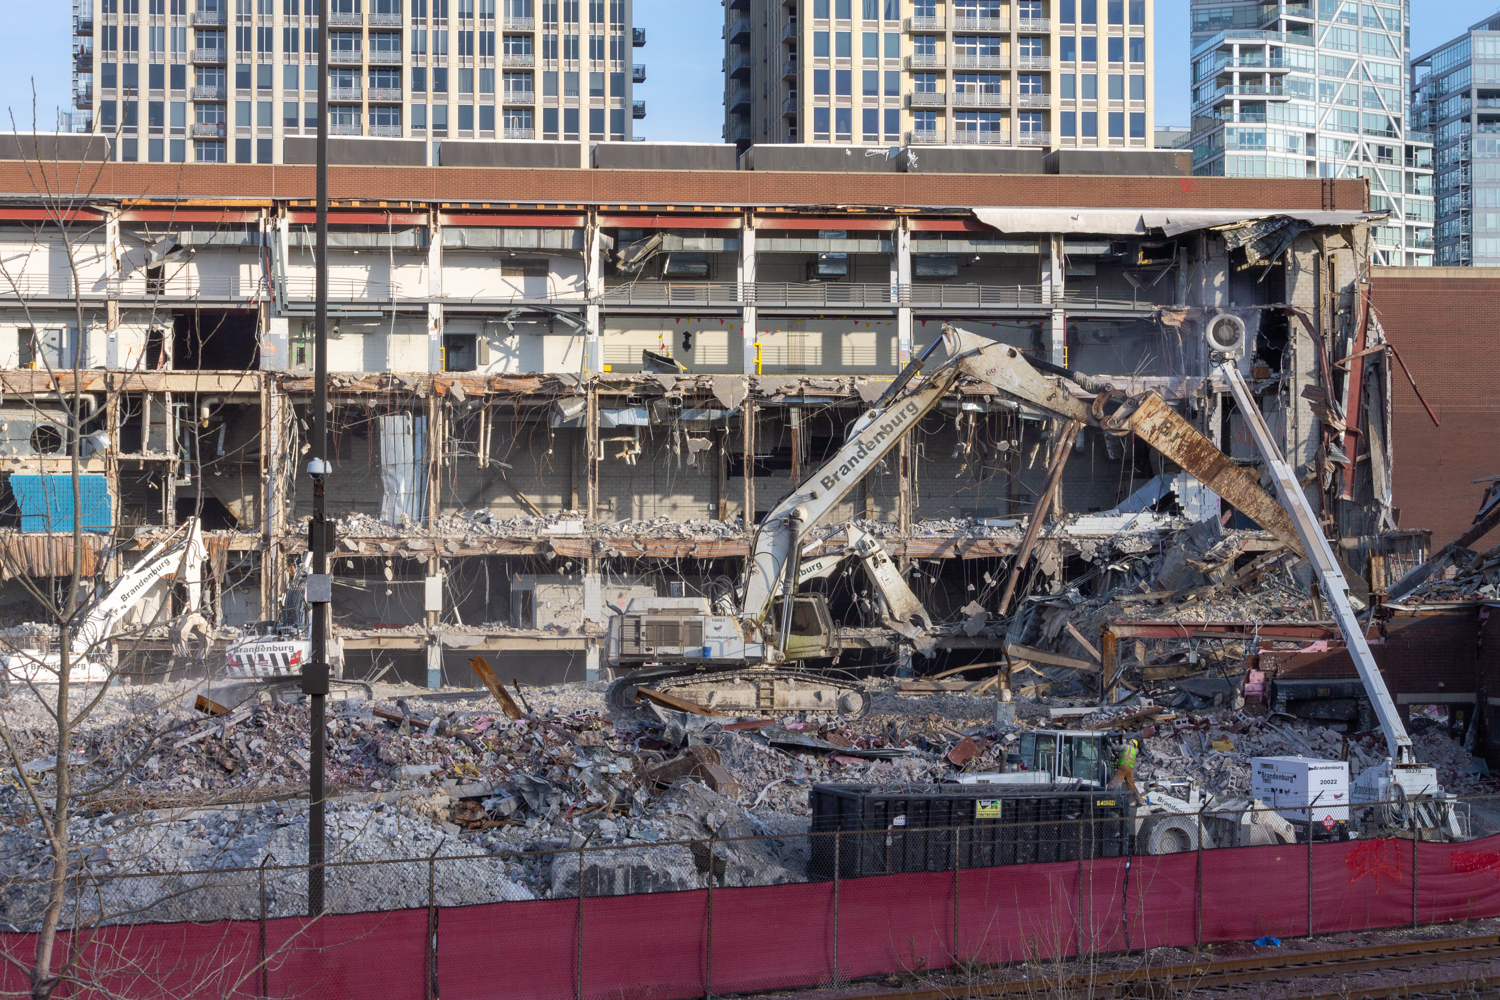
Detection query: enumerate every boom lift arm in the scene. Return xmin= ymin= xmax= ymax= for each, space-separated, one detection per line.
xmin=938 ymin=326 xmax=1307 ymax=559
xmin=0 ymin=518 xmax=206 ymax=686
xmin=1219 ymin=362 xmax=1414 ymax=765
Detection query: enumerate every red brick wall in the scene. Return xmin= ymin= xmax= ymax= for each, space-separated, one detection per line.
xmin=0 ymin=161 xmax=1369 ymax=211
xmin=1260 ymin=612 xmax=1479 ymax=719
xmin=1371 ymin=268 xmax=1500 ymax=549
xmin=1480 ymin=607 xmax=1500 ymax=766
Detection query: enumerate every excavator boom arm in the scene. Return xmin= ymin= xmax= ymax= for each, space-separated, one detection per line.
xmin=740 ymin=363 xmax=961 ymax=626
xmin=74 ymin=518 xmax=205 ymax=658
xmin=942 ymin=327 xmax=1306 ymax=559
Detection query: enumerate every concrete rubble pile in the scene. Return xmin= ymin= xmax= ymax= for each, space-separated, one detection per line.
xmin=1399 ymin=546 xmax=1500 ymax=604
xmin=2 ymin=654 xmax=1494 ymax=929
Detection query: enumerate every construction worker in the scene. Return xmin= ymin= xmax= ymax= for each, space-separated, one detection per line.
xmin=1111 ymin=738 xmax=1140 ymax=800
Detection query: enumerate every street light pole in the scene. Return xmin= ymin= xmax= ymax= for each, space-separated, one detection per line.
xmin=304 ymin=0 xmax=331 ymax=919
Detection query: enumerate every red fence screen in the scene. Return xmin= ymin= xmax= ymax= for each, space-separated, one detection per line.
xmin=5 ymin=835 xmax=1500 ymax=1000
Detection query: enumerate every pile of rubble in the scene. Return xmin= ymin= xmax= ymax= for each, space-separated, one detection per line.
xmin=333 ymin=511 xmax=596 ymax=540
xmin=4 ymin=636 xmax=1495 ymax=928
xmin=1399 ymin=546 xmax=1500 ymax=604
xmin=597 ymin=516 xmax=744 ymax=539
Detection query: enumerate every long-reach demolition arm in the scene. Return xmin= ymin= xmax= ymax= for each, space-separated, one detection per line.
xmin=75 ymin=517 xmax=206 ymax=661
xmin=939 ymin=325 xmax=1307 ymax=561
xmin=743 ymin=326 xmax=1308 ymax=645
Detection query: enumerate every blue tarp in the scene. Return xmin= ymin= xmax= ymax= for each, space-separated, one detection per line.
xmin=10 ymin=474 xmax=112 ymax=532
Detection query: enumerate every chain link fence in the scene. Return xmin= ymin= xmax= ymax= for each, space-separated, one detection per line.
xmin=2 ymin=794 xmax=1498 ymax=999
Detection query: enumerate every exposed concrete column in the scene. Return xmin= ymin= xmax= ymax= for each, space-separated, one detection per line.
xmin=427 ymin=210 xmax=444 ymax=373
xmin=741 ymin=217 xmax=758 ymax=373
xmin=262 ymin=215 xmax=289 ymax=371
xmin=427 ymin=393 xmax=442 ymax=528
xmin=586 ymin=215 xmax=605 ymax=374
xmin=104 ymin=211 xmax=120 ymax=368
xmin=1199 ymin=232 xmax=1231 ymax=456
xmin=585 ymin=379 xmax=599 ymax=523
xmin=742 ymin=397 xmax=756 ymax=523
xmin=261 ymin=381 xmax=285 ymax=623
xmin=896 ymin=222 xmax=912 ymax=366
xmin=897 ymin=436 xmax=913 ymax=568
xmin=426 ymin=556 xmax=443 ymax=690
xmin=1044 ymin=233 xmax=1066 ymax=366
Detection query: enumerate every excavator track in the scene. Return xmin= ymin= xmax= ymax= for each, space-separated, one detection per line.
xmin=608 ymin=667 xmax=871 ymax=719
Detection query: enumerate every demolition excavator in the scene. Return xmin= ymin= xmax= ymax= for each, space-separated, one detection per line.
xmin=607 ymin=322 xmax=1309 ymax=717
xmin=0 ymin=518 xmax=207 ymax=688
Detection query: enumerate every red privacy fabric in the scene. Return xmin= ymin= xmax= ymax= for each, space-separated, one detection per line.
xmin=9 ymin=834 xmax=1500 ymax=1000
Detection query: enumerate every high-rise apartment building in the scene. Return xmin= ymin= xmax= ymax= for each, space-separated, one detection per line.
xmin=1187 ymin=0 xmax=1432 ymax=266
xmin=1411 ymin=14 xmax=1500 ymax=266
xmin=69 ymin=0 xmax=643 ymax=163
xmin=724 ymin=0 xmax=1154 ymax=151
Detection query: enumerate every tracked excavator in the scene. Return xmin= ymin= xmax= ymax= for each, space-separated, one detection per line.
xmin=0 ymin=518 xmax=207 ymax=689
xmin=606 ymin=322 xmax=1309 ymax=717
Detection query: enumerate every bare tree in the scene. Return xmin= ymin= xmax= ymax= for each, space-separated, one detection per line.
xmin=0 ymin=91 xmax=283 ymax=1000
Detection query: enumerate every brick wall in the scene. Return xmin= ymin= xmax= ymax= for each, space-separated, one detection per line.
xmin=1479 ymin=608 xmax=1500 ymax=767
xmin=0 ymin=162 xmax=1369 ymax=211
xmin=1259 ymin=611 xmax=1479 ymax=724
xmin=1370 ymin=268 xmax=1500 ymax=549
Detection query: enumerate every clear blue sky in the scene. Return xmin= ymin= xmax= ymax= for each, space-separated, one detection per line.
xmin=1 ymin=2 xmax=1494 ymax=138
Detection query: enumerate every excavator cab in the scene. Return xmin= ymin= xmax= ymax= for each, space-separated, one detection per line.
xmin=769 ymin=593 xmax=838 ymax=662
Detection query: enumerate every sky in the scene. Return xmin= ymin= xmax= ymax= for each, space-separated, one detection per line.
xmin=0 ymin=1 xmax=1495 ymax=139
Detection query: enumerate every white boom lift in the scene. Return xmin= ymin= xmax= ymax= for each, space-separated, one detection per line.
xmin=0 ymin=518 xmax=207 ymax=688
xmin=1208 ymin=313 xmax=1460 ymax=837
xmin=608 ymin=324 xmax=1304 ymax=717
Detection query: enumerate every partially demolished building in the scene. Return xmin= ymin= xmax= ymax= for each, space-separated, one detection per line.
xmin=0 ymin=149 xmax=1408 ymax=688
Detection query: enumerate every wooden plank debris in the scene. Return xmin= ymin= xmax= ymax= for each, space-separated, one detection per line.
xmin=469 ymin=656 xmax=524 ymax=720
xmin=1008 ymin=643 xmax=1099 ymax=673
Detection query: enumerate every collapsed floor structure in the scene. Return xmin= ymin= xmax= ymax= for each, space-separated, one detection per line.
xmin=0 ymin=153 xmax=1416 ymax=698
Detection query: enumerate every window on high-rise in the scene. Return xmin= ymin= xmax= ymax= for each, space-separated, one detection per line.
xmin=955 ymin=110 xmax=1003 ymax=134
